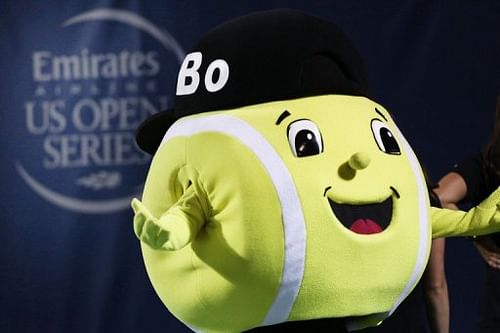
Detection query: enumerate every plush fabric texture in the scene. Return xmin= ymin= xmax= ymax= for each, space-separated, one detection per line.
xmin=133 ymin=89 xmax=500 ymax=333
xmin=134 ymin=95 xmax=433 ymax=332
xmin=430 ymin=186 xmax=500 ymax=238
xmin=132 ymin=9 xmax=500 ymax=333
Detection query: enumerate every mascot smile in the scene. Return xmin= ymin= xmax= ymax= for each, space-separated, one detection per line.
xmin=132 ymin=9 xmax=500 ymax=333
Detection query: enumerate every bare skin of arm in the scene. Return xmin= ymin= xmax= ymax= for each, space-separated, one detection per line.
xmin=423 ymin=238 xmax=449 ymax=333
xmin=422 ymin=172 xmax=470 ymax=333
xmin=435 ymin=172 xmax=500 ymax=269
xmin=434 ymin=172 xmax=466 ymax=211
xmin=426 ymin=171 xmax=500 ymax=333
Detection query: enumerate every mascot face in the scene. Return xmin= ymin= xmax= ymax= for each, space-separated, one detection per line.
xmin=140 ymin=95 xmax=430 ymax=332
xmin=135 ymin=9 xmax=431 ymax=333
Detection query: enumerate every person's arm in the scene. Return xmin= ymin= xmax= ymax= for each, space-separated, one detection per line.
xmin=423 ymin=238 xmax=449 ymax=333
xmin=434 ymin=171 xmax=500 ymax=269
xmin=433 ymin=172 xmax=467 ymax=210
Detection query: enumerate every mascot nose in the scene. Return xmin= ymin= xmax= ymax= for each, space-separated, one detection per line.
xmin=348 ymin=152 xmax=371 ymax=170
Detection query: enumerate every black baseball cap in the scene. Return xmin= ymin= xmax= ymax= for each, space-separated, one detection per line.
xmin=136 ymin=9 xmax=369 ymax=154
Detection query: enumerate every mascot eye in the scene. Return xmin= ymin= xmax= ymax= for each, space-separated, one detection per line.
xmin=371 ymin=119 xmax=401 ymax=155
xmin=287 ymin=119 xmax=323 ymax=157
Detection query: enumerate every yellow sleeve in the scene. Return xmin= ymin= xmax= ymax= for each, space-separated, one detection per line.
xmin=431 ymin=186 xmax=500 ymax=238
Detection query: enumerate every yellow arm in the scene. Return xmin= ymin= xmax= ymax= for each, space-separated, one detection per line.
xmin=431 ymin=186 xmax=500 ymax=238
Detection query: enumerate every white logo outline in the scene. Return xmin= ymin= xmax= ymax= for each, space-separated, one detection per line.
xmin=16 ymin=8 xmax=184 ymax=214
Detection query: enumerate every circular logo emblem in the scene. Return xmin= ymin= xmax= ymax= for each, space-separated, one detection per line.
xmin=15 ymin=8 xmax=184 ymax=214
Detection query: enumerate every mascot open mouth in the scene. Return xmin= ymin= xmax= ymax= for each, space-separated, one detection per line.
xmin=328 ymin=196 xmax=393 ymax=235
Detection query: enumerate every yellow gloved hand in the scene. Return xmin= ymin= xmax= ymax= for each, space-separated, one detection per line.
xmin=131 ymin=185 xmax=206 ymax=250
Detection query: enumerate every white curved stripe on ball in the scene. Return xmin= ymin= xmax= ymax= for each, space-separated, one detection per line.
xmin=162 ymin=114 xmax=307 ymax=326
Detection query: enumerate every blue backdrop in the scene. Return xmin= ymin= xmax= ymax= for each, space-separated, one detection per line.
xmin=1 ymin=1 xmax=500 ymax=332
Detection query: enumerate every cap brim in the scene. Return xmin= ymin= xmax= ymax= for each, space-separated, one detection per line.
xmin=136 ymin=110 xmax=178 ymax=155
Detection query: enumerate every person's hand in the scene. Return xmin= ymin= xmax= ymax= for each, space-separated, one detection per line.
xmin=473 ymin=235 xmax=500 ymax=269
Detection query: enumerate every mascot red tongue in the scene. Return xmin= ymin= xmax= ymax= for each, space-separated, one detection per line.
xmin=351 ymin=219 xmax=382 ymax=234
xmin=132 ymin=8 xmax=500 ymax=333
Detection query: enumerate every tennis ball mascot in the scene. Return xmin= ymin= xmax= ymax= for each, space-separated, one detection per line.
xmin=132 ymin=9 xmax=500 ymax=333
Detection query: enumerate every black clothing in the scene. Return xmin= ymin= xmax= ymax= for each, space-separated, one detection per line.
xmin=245 ymin=318 xmax=349 ymax=333
xmin=453 ymin=154 xmax=500 ymax=247
xmin=453 ymin=154 xmax=500 ymax=333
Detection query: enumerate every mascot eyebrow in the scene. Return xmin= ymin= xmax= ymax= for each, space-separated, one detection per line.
xmin=276 ymin=110 xmax=292 ymax=125
xmin=276 ymin=109 xmax=387 ymax=125
xmin=375 ymin=108 xmax=388 ymax=121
